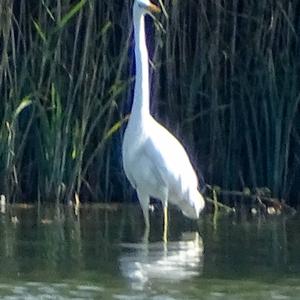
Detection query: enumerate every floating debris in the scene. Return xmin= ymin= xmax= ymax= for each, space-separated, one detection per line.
xmin=41 ymin=219 xmax=53 ymax=225
xmin=11 ymin=216 xmax=19 ymax=225
xmin=0 ymin=194 xmax=6 ymax=214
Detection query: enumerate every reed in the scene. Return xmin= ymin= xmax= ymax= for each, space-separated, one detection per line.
xmin=157 ymin=0 xmax=300 ymax=206
xmin=0 ymin=0 xmax=299 ymax=206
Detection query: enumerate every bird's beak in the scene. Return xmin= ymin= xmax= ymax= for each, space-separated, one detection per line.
xmin=147 ymin=2 xmax=161 ymax=13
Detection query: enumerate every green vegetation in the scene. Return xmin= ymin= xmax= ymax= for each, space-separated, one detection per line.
xmin=0 ymin=1 xmax=299 ymax=206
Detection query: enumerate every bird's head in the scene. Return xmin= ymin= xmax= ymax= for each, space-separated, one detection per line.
xmin=134 ymin=0 xmax=161 ymax=15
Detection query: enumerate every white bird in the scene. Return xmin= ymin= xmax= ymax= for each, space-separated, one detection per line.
xmin=122 ymin=0 xmax=205 ymax=241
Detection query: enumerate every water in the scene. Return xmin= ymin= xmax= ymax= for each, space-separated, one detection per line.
xmin=0 ymin=203 xmax=299 ymax=299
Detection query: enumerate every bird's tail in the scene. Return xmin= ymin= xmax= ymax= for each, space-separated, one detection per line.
xmin=180 ymin=189 xmax=205 ymax=219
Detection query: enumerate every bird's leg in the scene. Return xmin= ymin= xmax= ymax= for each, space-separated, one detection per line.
xmin=161 ymin=189 xmax=169 ymax=243
xmin=142 ymin=225 xmax=150 ymax=244
xmin=137 ymin=190 xmax=150 ymax=242
xmin=163 ymin=205 xmax=168 ymax=243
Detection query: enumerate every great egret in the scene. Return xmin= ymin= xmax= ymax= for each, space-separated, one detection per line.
xmin=122 ymin=0 xmax=205 ymax=241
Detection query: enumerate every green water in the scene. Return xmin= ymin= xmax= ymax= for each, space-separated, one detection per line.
xmin=0 ymin=204 xmax=299 ymax=299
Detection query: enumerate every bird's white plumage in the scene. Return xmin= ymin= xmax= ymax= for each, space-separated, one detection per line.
xmin=122 ymin=0 xmax=205 ymax=229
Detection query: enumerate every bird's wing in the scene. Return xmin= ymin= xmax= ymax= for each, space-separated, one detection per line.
xmin=139 ymin=136 xmax=167 ymax=186
xmin=126 ymin=171 xmax=137 ymax=189
xmin=142 ymin=122 xmax=194 ymax=189
xmin=143 ymin=137 xmax=169 ymax=183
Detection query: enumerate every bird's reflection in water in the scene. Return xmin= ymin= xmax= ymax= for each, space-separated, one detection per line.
xmin=119 ymin=232 xmax=204 ymax=290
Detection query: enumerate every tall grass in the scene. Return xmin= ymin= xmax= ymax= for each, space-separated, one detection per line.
xmin=0 ymin=0 xmax=131 ymax=203
xmin=157 ymin=0 xmax=300 ymax=205
xmin=0 ymin=0 xmax=299 ymax=205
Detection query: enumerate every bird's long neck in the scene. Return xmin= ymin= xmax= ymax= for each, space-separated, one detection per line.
xmin=132 ymin=9 xmax=150 ymax=119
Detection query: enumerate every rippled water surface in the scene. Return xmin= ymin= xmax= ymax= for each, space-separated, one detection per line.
xmin=0 ymin=204 xmax=299 ymax=299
